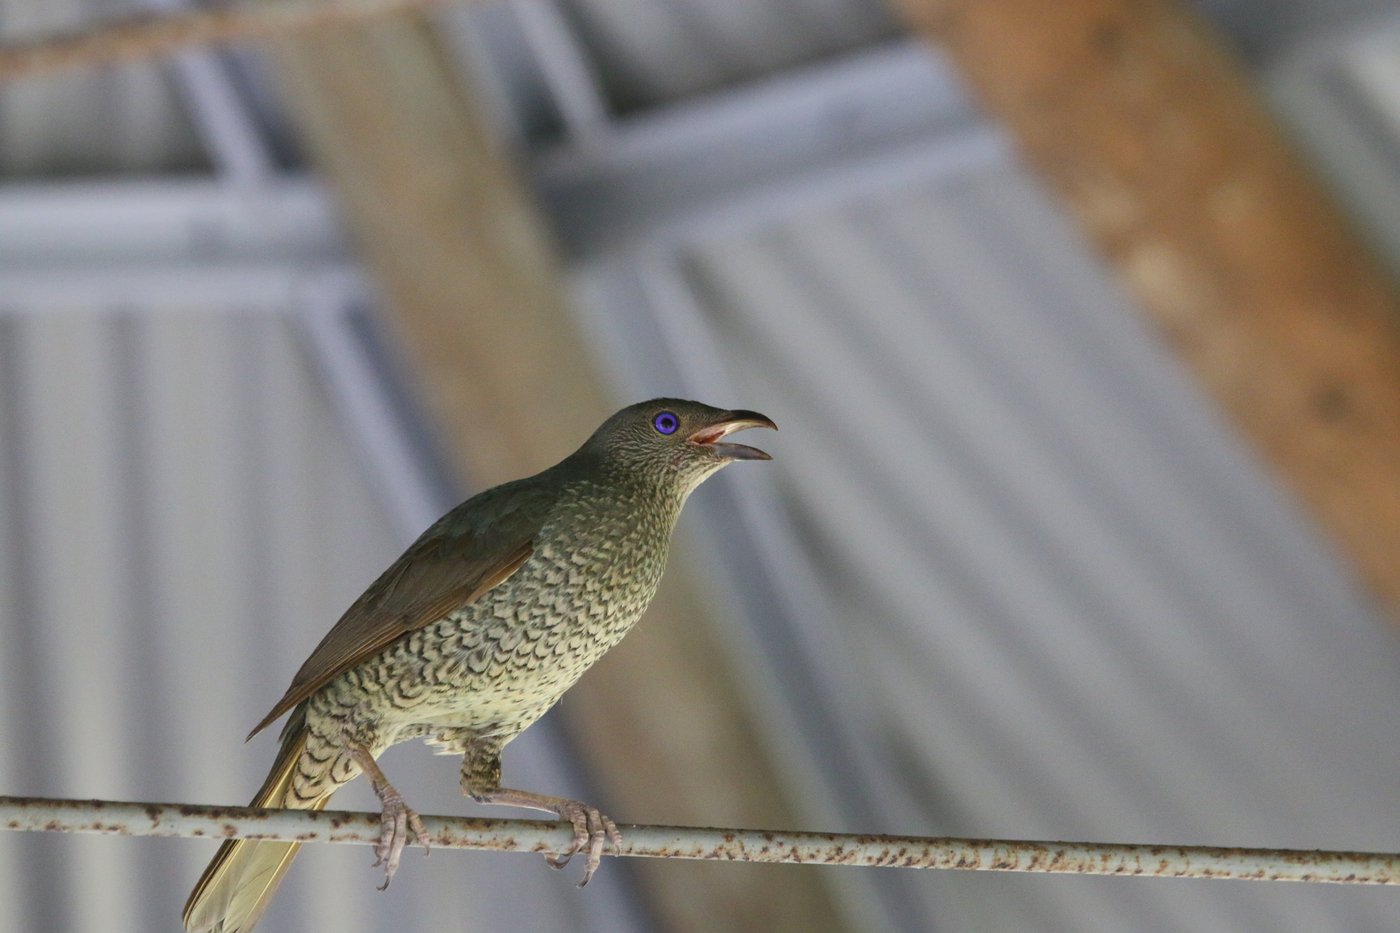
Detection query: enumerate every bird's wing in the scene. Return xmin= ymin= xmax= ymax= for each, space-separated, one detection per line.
xmin=247 ymin=479 xmax=556 ymax=739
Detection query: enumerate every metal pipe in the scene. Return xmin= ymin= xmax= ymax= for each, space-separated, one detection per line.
xmin=2 ymin=796 xmax=1395 ymax=885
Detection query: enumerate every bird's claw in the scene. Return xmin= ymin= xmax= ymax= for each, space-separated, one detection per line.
xmin=545 ymin=799 xmax=621 ymax=887
xmin=373 ymin=787 xmax=431 ymax=890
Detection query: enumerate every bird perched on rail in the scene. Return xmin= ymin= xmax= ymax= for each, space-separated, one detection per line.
xmin=183 ymin=399 xmax=777 ymax=933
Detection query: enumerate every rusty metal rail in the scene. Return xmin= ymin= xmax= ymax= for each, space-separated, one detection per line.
xmin=2 ymin=795 xmax=1397 ymax=885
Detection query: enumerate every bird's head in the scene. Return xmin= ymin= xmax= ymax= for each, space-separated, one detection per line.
xmin=579 ymin=398 xmax=777 ymax=495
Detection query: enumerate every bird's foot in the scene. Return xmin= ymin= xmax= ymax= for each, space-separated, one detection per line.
xmin=346 ymin=742 xmax=431 ymax=890
xmin=545 ymin=798 xmax=622 ymax=887
xmin=474 ymin=788 xmax=621 ymax=886
xmin=372 ymin=785 xmax=431 ymax=890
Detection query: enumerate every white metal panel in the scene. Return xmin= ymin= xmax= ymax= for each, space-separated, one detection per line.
xmin=0 ymin=179 xmax=343 ymax=268
xmin=0 ymin=0 xmax=204 ymax=174
xmin=7 ymin=2 xmax=1400 ymax=931
xmin=550 ymin=18 xmax=1400 ymax=922
xmin=555 ymin=0 xmax=895 ymax=109
xmin=0 ymin=321 xmax=22 ymax=929
xmin=8 ymin=313 xmax=142 ymax=930
xmin=573 ymin=141 xmax=1400 ymax=930
xmin=1267 ymin=8 xmax=1400 ymax=281
xmin=0 ymin=292 xmax=649 ymax=933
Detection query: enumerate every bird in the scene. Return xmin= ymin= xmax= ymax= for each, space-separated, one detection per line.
xmin=183 ymin=398 xmax=777 ymax=933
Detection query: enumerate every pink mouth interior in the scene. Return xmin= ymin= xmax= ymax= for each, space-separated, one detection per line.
xmin=689 ymin=427 xmax=730 ymax=445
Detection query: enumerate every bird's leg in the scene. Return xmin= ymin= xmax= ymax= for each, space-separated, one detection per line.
xmin=346 ymin=742 xmax=430 ymax=889
xmin=460 ymin=740 xmax=621 ymax=887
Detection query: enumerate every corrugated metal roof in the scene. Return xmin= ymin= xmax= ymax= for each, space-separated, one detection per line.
xmin=0 ymin=0 xmax=205 ymax=175
xmin=6 ymin=1 xmax=1400 ymax=931
xmin=572 ymin=150 xmax=1400 ymax=930
xmin=0 ymin=294 xmax=644 ymax=933
xmin=555 ymin=0 xmax=896 ymax=110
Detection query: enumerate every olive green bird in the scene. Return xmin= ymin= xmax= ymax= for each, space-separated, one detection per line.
xmin=183 ymin=399 xmax=776 ymax=933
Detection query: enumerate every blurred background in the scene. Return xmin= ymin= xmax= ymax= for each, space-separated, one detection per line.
xmin=4 ymin=0 xmax=1400 ymax=931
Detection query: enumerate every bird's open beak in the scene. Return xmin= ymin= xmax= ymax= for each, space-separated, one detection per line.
xmin=687 ymin=410 xmax=777 ymax=461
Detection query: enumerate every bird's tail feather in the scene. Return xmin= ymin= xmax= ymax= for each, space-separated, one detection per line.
xmin=183 ymin=720 xmax=330 ymax=933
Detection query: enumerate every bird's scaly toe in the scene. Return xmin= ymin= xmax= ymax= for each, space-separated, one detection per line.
xmin=546 ymin=799 xmax=621 ymax=887
xmin=373 ymin=789 xmax=430 ymax=890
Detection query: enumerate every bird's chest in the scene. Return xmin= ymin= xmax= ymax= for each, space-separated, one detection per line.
xmin=488 ymin=505 xmax=671 ymax=662
xmin=399 ymin=492 xmax=676 ymax=727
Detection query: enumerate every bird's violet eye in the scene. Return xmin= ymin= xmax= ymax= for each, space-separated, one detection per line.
xmin=652 ymin=411 xmax=680 ymax=435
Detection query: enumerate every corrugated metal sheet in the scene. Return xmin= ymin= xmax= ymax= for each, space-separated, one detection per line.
xmin=1266 ymin=5 xmax=1400 ymax=279
xmin=1202 ymin=0 xmax=1400 ymax=61
xmin=556 ymin=0 xmax=896 ymax=111
xmin=5 ymin=0 xmax=1395 ymax=173
xmin=0 ymin=296 xmax=644 ymax=933
xmin=6 ymin=1 xmax=1400 ymax=932
xmin=0 ymin=0 xmax=205 ymax=175
xmin=574 ymin=154 xmax=1400 ymax=930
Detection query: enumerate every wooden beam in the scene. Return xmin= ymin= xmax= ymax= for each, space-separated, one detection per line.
xmin=265 ymin=15 xmax=843 ymax=931
xmin=892 ymin=0 xmax=1400 ymax=617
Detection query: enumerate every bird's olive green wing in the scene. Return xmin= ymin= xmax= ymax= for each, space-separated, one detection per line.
xmin=247 ymin=479 xmax=557 ymax=739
